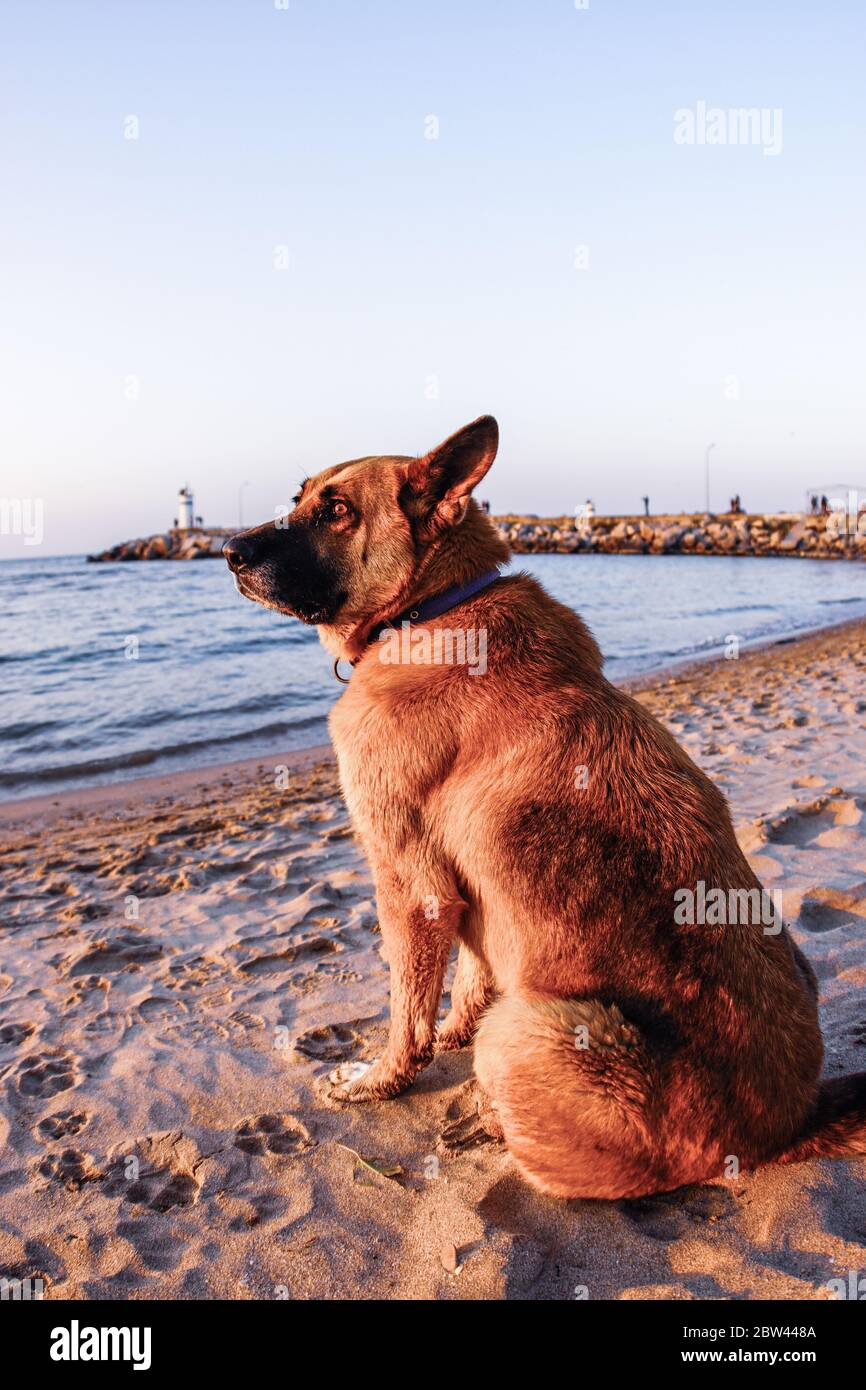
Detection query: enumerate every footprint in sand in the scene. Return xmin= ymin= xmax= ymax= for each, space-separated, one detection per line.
xmin=40 ymin=876 xmax=79 ymax=897
xmin=238 ymin=936 xmax=342 ymax=977
xmin=438 ymin=1110 xmax=503 ymax=1152
xmin=58 ymin=902 xmax=112 ymax=924
xmin=145 ymin=1173 xmax=199 ymax=1212
xmin=797 ymin=887 xmax=865 ymax=933
xmin=766 ymin=795 xmax=863 ymax=850
xmin=37 ymin=1147 xmax=102 ymax=1191
xmin=234 ymin=1113 xmax=314 ymax=1157
xmin=620 ymin=1184 xmax=735 ymax=1242
xmin=16 ymin=1049 xmax=80 ymax=1099
xmin=62 ymin=975 xmax=111 ymax=1015
xmin=106 ymin=1132 xmax=201 ymax=1213
xmin=293 ymin=1022 xmax=364 ymax=1061
xmin=35 ymin=1109 xmax=90 ymax=1142
xmin=0 ymin=1021 xmax=37 ymax=1047
xmin=165 ymin=957 xmax=223 ymax=992
xmin=64 ymin=933 xmax=164 ymax=977
xmin=137 ymin=995 xmax=188 ymax=1025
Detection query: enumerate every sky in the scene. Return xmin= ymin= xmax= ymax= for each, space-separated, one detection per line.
xmin=2 ymin=0 xmax=865 ymax=556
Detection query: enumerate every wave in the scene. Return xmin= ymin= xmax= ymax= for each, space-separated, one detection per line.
xmin=0 ymin=718 xmax=60 ymax=742
xmin=110 ymin=691 xmax=313 ymax=733
xmin=0 ymin=713 xmax=329 ymax=790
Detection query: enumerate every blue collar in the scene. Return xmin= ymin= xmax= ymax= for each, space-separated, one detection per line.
xmin=391 ymin=566 xmax=502 ymax=627
xmin=349 ymin=566 xmax=502 ymax=669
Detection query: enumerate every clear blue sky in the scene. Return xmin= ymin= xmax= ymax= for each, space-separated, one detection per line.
xmin=2 ymin=0 xmax=864 ymax=556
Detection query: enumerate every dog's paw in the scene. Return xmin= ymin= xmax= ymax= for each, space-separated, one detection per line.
xmin=328 ymin=1059 xmax=413 ymax=1103
xmin=327 ymin=1061 xmax=371 ymax=1096
xmin=435 ymin=1016 xmax=476 ymax=1053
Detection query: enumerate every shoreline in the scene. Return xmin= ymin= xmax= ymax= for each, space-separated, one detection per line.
xmin=4 ymin=613 xmax=865 ymax=823
xmin=0 ymin=742 xmax=333 ymax=826
xmin=621 ymin=610 xmax=866 ymax=693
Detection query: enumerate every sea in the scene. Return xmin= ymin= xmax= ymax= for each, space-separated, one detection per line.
xmin=1 ymin=551 xmax=864 ymax=802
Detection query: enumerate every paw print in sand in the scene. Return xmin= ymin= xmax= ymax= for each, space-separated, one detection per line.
xmin=0 ymin=1021 xmax=36 ymax=1046
xmin=234 ymin=1113 xmax=314 ymax=1158
xmin=37 ymin=1147 xmax=102 ymax=1191
xmin=104 ymin=1131 xmax=201 ymax=1214
xmin=293 ymin=1022 xmax=363 ymax=1061
xmin=16 ymin=1049 xmax=79 ymax=1098
xmin=35 ymin=1110 xmax=90 ymax=1143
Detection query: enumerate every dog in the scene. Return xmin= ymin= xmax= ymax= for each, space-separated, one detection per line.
xmin=225 ymin=415 xmax=866 ymax=1198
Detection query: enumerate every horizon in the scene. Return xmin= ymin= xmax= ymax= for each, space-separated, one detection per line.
xmin=2 ymin=0 xmax=865 ymax=557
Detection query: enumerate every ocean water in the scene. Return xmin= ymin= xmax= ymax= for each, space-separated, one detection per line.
xmin=1 ymin=552 xmax=864 ymax=802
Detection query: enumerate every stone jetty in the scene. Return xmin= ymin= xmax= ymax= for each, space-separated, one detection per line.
xmin=88 ymin=528 xmax=235 ymax=562
xmin=87 ymin=512 xmax=865 ymax=563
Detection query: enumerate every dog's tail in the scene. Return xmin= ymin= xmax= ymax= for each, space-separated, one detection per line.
xmin=773 ymin=1073 xmax=866 ymax=1165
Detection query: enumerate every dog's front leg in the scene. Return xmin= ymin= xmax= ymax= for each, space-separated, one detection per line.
xmin=331 ymin=873 xmax=458 ymax=1102
xmin=436 ymin=941 xmax=495 ymax=1051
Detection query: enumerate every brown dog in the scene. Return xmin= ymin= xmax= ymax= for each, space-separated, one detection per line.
xmin=225 ymin=415 xmax=866 ymax=1198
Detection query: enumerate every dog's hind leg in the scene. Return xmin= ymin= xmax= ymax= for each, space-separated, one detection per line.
xmin=474 ymin=993 xmax=664 ymax=1199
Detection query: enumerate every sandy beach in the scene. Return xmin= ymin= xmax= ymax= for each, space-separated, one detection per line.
xmin=1 ymin=618 xmax=865 ymax=1302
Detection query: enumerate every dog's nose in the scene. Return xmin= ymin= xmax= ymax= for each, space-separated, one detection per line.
xmin=223 ymin=537 xmax=255 ymax=572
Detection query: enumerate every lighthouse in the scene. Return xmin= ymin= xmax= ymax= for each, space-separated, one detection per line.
xmin=176 ymin=485 xmax=195 ymax=530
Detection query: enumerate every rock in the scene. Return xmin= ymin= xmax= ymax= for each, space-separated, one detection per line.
xmin=143 ymin=534 xmax=170 ymax=560
xmin=440 ymin=1242 xmax=460 ymax=1274
xmin=779 ymin=521 xmax=807 ymax=551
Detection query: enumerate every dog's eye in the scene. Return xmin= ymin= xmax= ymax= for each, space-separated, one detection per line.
xmin=329 ymin=500 xmax=350 ymax=518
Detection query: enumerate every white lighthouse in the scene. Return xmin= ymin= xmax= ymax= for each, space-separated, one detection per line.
xmin=176 ymin=485 xmax=195 ymax=530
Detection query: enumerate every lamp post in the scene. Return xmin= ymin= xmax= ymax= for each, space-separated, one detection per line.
xmin=704 ymin=444 xmax=716 ymax=515
xmin=238 ymin=481 xmax=250 ymax=528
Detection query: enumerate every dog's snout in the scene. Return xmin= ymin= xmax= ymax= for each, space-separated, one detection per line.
xmin=223 ymin=536 xmax=255 ymax=572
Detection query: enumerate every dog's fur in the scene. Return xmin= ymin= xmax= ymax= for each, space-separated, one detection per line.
xmin=225 ymin=415 xmax=866 ymax=1198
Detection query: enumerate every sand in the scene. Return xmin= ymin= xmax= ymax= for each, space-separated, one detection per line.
xmin=1 ymin=619 xmax=865 ymax=1301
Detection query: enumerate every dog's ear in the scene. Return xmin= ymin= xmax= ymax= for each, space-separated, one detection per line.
xmin=403 ymin=415 xmax=498 ymax=531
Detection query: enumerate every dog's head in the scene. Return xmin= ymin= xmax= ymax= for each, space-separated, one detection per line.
xmin=224 ymin=415 xmax=503 ymax=637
